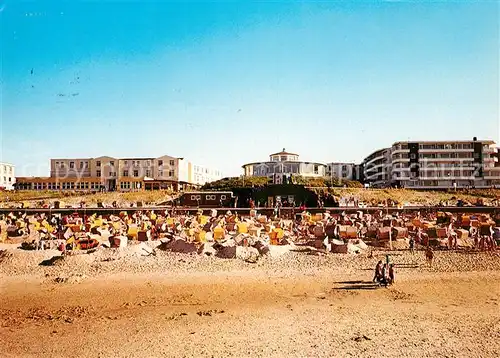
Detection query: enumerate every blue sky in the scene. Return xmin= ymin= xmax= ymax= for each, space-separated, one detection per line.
xmin=1 ymin=0 xmax=498 ymax=177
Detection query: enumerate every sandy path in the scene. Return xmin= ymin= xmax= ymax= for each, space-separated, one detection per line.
xmin=1 ymin=270 xmax=499 ymax=358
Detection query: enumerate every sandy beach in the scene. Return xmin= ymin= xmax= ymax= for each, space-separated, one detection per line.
xmin=1 ymin=248 xmax=499 ymax=358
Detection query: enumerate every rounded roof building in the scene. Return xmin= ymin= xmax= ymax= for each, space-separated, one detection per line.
xmin=242 ymin=149 xmax=326 ymax=178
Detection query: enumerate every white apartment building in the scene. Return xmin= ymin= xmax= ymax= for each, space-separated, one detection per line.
xmin=362 ymin=148 xmax=392 ymax=188
xmin=0 ymin=162 xmax=15 ymax=190
xmin=362 ymin=138 xmax=500 ymax=189
xmin=326 ymin=162 xmax=363 ymax=181
xmin=190 ymin=164 xmax=223 ymax=186
xmin=391 ymin=139 xmax=500 ymax=189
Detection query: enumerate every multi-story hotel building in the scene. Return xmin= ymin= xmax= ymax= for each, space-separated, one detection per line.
xmin=192 ymin=164 xmax=224 ymax=186
xmin=391 ymin=139 xmax=500 ymax=189
xmin=326 ymin=162 xmax=363 ymax=181
xmin=15 ymin=155 xmax=222 ymax=191
xmin=364 ymin=138 xmax=500 ymax=189
xmin=362 ymin=148 xmax=392 ymax=188
xmin=242 ymin=149 xmax=327 ymax=184
xmin=0 ymin=162 xmax=15 ymax=190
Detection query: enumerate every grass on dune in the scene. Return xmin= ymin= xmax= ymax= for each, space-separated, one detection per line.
xmin=326 ymin=188 xmax=500 ymax=205
xmin=0 ymin=190 xmax=176 ymax=207
xmin=1 ymin=188 xmax=499 ymax=208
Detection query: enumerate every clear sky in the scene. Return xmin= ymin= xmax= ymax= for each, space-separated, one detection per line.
xmin=1 ymin=0 xmax=498 ymax=177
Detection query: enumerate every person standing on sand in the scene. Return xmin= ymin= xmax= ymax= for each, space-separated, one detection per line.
xmin=381 ymin=264 xmax=389 ymax=287
xmin=373 ymin=260 xmax=383 ymax=282
xmin=389 ymin=264 xmax=395 ymax=284
xmin=416 ymin=227 xmax=423 ymax=245
xmin=425 ymin=247 xmax=434 ymax=267
xmin=409 ymin=236 xmax=415 ymax=254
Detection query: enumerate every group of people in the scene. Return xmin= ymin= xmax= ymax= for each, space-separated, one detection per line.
xmin=373 ymin=259 xmax=395 ymax=287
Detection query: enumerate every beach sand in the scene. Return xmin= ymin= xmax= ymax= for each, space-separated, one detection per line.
xmin=1 ymin=251 xmax=499 ymax=358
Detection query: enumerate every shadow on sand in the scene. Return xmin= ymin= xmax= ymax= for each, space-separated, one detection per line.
xmin=333 ymin=280 xmax=382 ymax=290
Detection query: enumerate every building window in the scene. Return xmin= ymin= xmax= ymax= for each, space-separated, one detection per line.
xmin=123 ymin=170 xmax=129 ymax=177
xmin=133 ymin=170 xmax=139 ymax=177
xmin=170 ymin=160 xmax=175 ymax=166
xmin=159 ymin=171 xmax=163 ymax=177
xmin=70 ymin=162 xmax=75 ymax=169
xmin=97 ymin=170 xmax=101 ymax=177
xmin=158 ymin=160 xmax=163 ymax=166
xmin=84 ymin=161 xmax=89 ymax=168
xmin=314 ymin=165 xmax=319 ymax=174
xmin=146 ymin=170 xmax=151 ymax=177
xmin=79 ymin=162 xmax=84 ymax=169
xmin=55 ymin=162 xmax=59 ymax=168
xmin=97 ymin=161 xmax=101 ymax=167
xmin=169 ymin=170 xmax=174 ymax=177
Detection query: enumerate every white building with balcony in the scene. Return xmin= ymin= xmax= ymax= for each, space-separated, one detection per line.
xmin=242 ymin=149 xmax=327 ymax=184
xmin=362 ymin=148 xmax=392 ymax=188
xmin=390 ymin=139 xmax=500 ymax=189
xmin=0 ymin=162 xmax=15 ymax=190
